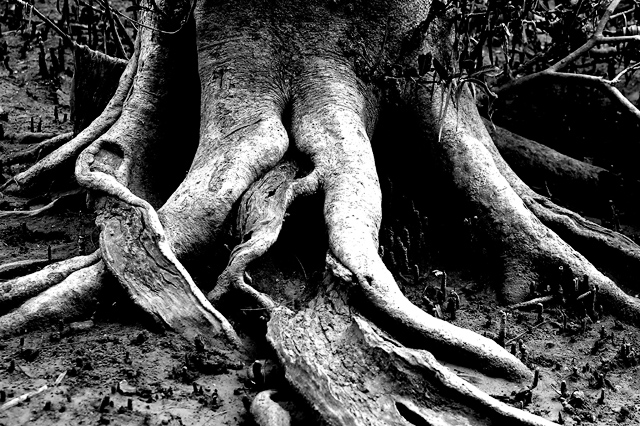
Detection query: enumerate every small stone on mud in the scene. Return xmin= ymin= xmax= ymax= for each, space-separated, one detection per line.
xmin=117 ymin=380 xmax=136 ymax=396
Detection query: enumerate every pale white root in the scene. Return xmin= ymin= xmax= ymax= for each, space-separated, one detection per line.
xmin=268 ymin=275 xmax=556 ymax=426
xmin=0 ymin=251 xmax=100 ymax=310
xmin=75 ymin=137 xmax=241 ymax=347
xmin=409 ymin=83 xmax=640 ymax=325
xmin=0 ymin=262 xmax=105 ymax=338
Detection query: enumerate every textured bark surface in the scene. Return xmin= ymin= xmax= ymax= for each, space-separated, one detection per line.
xmin=268 ymin=278 xmax=553 ymax=426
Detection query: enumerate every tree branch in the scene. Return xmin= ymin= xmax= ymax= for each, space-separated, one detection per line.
xmin=494 ymin=0 xmax=640 ymax=121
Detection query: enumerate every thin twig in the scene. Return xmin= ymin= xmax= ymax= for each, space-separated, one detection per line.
xmin=611 ymin=61 xmax=640 ymax=84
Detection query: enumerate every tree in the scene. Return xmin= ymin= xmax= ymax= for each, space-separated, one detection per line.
xmin=1 ymin=0 xmax=640 ymax=424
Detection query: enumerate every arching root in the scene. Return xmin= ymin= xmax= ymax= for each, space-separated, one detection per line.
xmin=0 ymin=251 xmax=100 ymax=310
xmin=287 ymin=59 xmax=530 ymax=381
xmin=0 ymin=262 xmax=105 ymax=338
xmin=485 ymin=130 xmax=640 ymax=297
xmin=484 ymin=118 xmax=616 ymax=210
xmin=410 ymin=83 xmax=640 ymax=324
xmin=267 ymin=275 xmax=555 ymax=426
xmin=209 ymin=161 xmax=320 ymax=311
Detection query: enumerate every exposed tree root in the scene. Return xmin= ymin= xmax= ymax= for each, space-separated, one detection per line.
xmin=71 ymin=22 xmax=239 ymax=348
xmin=6 ymin=132 xmax=58 ymax=145
xmin=484 ymin=118 xmax=617 ymax=210
xmin=288 ymin=59 xmax=530 ymax=380
xmin=210 ymin=161 xmax=320 ymax=310
xmin=0 ymin=132 xmax=74 ymax=166
xmin=409 ymin=83 xmax=640 ymax=324
xmin=268 ymin=277 xmax=555 ymax=426
xmin=0 ymin=259 xmax=51 ymax=280
xmin=483 ymin=121 xmax=640 ymax=296
xmin=0 ymin=251 xmax=100 ymax=310
xmin=96 ymin=197 xmax=240 ymax=349
xmin=0 ymin=262 xmax=105 ymax=338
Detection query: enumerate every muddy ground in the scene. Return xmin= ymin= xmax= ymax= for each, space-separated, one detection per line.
xmin=1 ymin=0 xmax=640 ymax=425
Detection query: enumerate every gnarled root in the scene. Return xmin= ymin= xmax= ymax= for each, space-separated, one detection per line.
xmin=287 ymin=59 xmax=530 ymax=381
xmin=210 ymin=161 xmax=320 ymax=310
xmin=267 ymin=276 xmax=555 ymax=426
xmin=95 ymin=195 xmax=240 ymax=349
xmin=410 ymin=84 xmax=640 ymax=324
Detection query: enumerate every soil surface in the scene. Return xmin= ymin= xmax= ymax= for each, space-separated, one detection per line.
xmin=1 ymin=1 xmax=640 ymax=425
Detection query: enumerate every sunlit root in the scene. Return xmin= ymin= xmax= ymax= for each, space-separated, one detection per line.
xmin=0 ymin=262 xmax=105 ymax=338
xmin=0 ymin=190 xmax=82 ymax=219
xmin=407 ymin=84 xmax=640 ymax=324
xmin=210 ymin=161 xmax=319 ymax=310
xmin=0 ymin=251 xmax=100 ymax=311
xmin=470 ymin=102 xmax=640 ymax=323
xmin=267 ymin=278 xmax=555 ymax=426
xmin=290 ymin=60 xmax=529 ymax=380
xmin=75 ymin=136 xmax=240 ymax=348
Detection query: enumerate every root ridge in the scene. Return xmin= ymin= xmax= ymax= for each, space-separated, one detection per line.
xmin=210 ymin=160 xmax=320 ymax=309
xmin=267 ymin=277 xmax=555 ymax=426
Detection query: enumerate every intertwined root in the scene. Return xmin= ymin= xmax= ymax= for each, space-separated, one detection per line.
xmin=209 ymin=161 xmax=319 ymax=310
